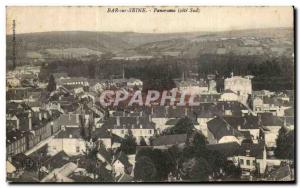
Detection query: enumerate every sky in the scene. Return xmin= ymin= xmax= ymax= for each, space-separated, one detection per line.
xmin=6 ymin=6 xmax=293 ymax=34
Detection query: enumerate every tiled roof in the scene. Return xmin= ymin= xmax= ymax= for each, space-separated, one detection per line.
xmin=258 ymin=113 xmax=284 ymax=127
xmin=207 ymin=142 xmax=240 ymax=157
xmin=7 ymin=129 xmax=28 ymax=145
xmin=103 ymin=116 xmax=155 ymax=130
xmin=268 ymin=165 xmax=292 ymax=181
xmin=236 ymin=142 xmax=265 ymax=159
xmin=207 ymin=117 xmax=242 ymax=140
xmin=152 ymin=134 xmax=187 ymax=146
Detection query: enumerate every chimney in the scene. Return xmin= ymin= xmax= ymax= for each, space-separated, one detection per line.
xmin=69 ymin=113 xmax=71 ymax=121
xmin=246 ymin=149 xmax=250 ymax=157
xmin=16 ymin=118 xmax=20 ymax=130
xmin=151 ymin=107 xmax=154 ymax=115
xmin=76 ymin=114 xmax=80 ymax=124
xmin=185 ymin=108 xmax=188 ymax=116
xmin=149 ymin=114 xmax=152 ymax=122
xmin=28 ymin=112 xmax=32 ymax=131
xmin=137 ymin=116 xmax=140 ymax=125
xmin=44 ymin=112 xmax=48 ymax=120
xmin=117 ymin=116 xmax=120 ymax=126
xmin=165 ymin=106 xmax=169 ymax=117
xmin=258 ymin=114 xmax=262 ymax=126
xmin=38 ymin=113 xmax=42 ymax=121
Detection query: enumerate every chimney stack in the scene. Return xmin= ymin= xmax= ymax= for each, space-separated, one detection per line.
xmin=28 ymin=112 xmax=32 ymax=131
xmin=185 ymin=107 xmax=188 ymax=116
xmin=117 ymin=116 xmax=120 ymax=126
xmin=76 ymin=114 xmax=80 ymax=124
xmin=39 ymin=113 xmax=42 ymax=121
xmin=137 ymin=116 xmax=140 ymax=125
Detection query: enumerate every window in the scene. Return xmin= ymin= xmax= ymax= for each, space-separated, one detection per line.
xmin=240 ymin=159 xmax=244 ymax=165
xmin=246 ymin=160 xmax=250 ymax=166
xmin=149 ymin=130 xmax=152 ymax=134
xmin=76 ymin=146 xmax=80 ymax=153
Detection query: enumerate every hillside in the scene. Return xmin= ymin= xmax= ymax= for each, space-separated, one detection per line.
xmin=6 ymin=28 xmax=293 ymax=64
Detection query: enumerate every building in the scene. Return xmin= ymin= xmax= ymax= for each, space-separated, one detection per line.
xmin=102 ymin=116 xmax=155 ymax=144
xmin=112 ymin=151 xmax=132 ymax=177
xmin=176 ymin=79 xmax=208 ymax=95
xmin=126 ymin=78 xmax=143 ymax=88
xmin=7 ymin=130 xmax=28 ymax=157
xmin=219 ymin=90 xmax=239 ymax=102
xmin=207 ymin=117 xmax=243 ymax=144
xmin=152 ymin=134 xmax=187 ymax=149
xmin=56 ymin=77 xmax=89 ymax=88
xmin=224 ymin=75 xmax=252 ymax=104
xmin=259 ymin=113 xmax=284 ymax=148
xmin=267 ymin=165 xmax=293 ymax=181
xmin=232 ymin=143 xmax=267 ymax=175
xmin=47 ymin=127 xmax=87 ymax=156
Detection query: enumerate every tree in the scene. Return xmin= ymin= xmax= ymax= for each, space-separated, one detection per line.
xmin=167 ymin=117 xmax=194 ymax=135
xmin=134 ymin=156 xmax=157 ymax=182
xmin=275 ymin=127 xmax=294 ymax=160
xmin=223 ymin=161 xmax=242 ymax=179
xmin=47 ymin=75 xmax=56 ymax=92
xmin=139 ymin=137 xmax=147 ymax=146
xmin=181 ymin=157 xmax=211 ymax=182
xmin=120 ymin=131 xmax=137 ymax=154
xmin=136 ymin=148 xmax=174 ymax=181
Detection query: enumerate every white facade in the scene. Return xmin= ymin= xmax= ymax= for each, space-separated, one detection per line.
xmin=224 ymin=76 xmax=252 ymax=104
xmin=219 ymin=92 xmax=239 ymax=102
xmin=48 ymin=137 xmax=87 ymax=156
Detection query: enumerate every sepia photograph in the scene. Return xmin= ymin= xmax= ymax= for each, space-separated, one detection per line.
xmin=5 ymin=6 xmax=295 ymax=183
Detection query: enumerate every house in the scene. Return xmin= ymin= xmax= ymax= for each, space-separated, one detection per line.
xmin=259 ymin=113 xmax=284 ymax=148
xmin=41 ymin=162 xmax=77 ymax=182
xmin=175 ymin=79 xmax=208 ymax=95
xmin=7 ymin=130 xmax=28 ymax=157
xmin=224 ymin=75 xmax=252 ymax=104
xmin=152 ymin=134 xmax=187 ymax=149
xmin=11 ymin=153 xmax=37 ymax=171
xmin=219 ymin=90 xmax=239 ymax=102
xmin=91 ymin=127 xmax=112 ymax=148
xmin=191 ymin=104 xmax=217 ymax=137
xmin=151 ymin=106 xmax=194 ymax=132
xmin=112 ymin=151 xmax=133 ymax=177
xmin=96 ymin=145 xmax=113 ymax=168
xmin=54 ymin=113 xmax=81 ymax=128
xmin=103 ymin=116 xmax=155 ymax=144
xmin=6 ymin=115 xmax=20 ymax=132
xmin=232 ymin=142 xmax=267 ymax=175
xmin=252 ymin=96 xmax=288 ymax=117
xmin=207 ymin=142 xmax=240 ymax=158
xmin=41 ymin=151 xmax=70 ymax=172
xmin=207 ymin=117 xmax=243 ymax=144
xmin=126 ymin=78 xmax=143 ymax=88
xmin=56 ymin=77 xmax=89 ymax=88
xmin=222 ymin=116 xmax=261 ymax=143
xmin=47 ymin=127 xmax=86 ymax=156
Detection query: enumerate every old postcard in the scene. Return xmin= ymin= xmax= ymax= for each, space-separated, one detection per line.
xmin=6 ymin=6 xmax=295 ymax=183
